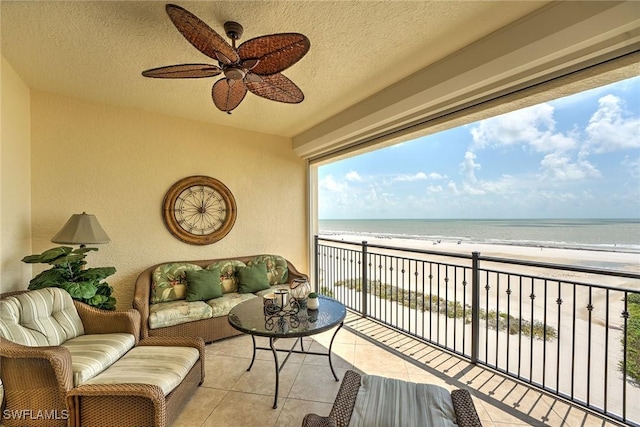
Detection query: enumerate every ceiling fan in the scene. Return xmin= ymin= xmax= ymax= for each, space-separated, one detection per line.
xmin=142 ymin=4 xmax=310 ymax=114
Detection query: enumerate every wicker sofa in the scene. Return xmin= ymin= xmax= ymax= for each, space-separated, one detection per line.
xmin=0 ymin=288 xmax=204 ymax=427
xmin=133 ymin=254 xmax=308 ymax=343
xmin=303 ymin=370 xmax=483 ymax=427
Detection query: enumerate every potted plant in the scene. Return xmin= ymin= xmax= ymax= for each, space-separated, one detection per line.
xmin=21 ymin=246 xmax=117 ymax=310
xmin=307 ymin=291 xmax=319 ymax=310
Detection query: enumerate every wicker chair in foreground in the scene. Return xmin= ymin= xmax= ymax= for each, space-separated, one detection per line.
xmin=0 ymin=288 xmax=204 ymax=427
xmin=302 ymin=370 xmax=483 ymax=427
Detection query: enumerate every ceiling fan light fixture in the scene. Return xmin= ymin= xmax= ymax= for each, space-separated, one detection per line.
xmin=224 ymin=67 xmax=246 ymax=80
xmin=142 ymin=4 xmax=310 ymax=114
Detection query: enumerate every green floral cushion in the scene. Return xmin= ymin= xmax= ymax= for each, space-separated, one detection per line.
xmin=185 ymin=268 xmax=223 ymax=302
xmin=247 ymin=255 xmax=289 ymax=285
xmin=207 ymin=293 xmax=257 ymax=318
xmin=148 ymin=300 xmax=213 ymax=329
xmin=151 ymin=263 xmax=202 ymax=303
xmin=255 ymin=284 xmax=290 ymax=297
xmin=206 ymin=260 xmax=246 ymax=293
xmin=237 ymin=263 xmax=271 ymax=293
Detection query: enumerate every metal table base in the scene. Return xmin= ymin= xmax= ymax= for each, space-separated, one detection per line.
xmin=246 ymin=321 xmax=344 ymax=409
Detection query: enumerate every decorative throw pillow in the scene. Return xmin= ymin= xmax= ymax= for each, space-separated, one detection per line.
xmin=237 ymin=263 xmax=271 ymax=293
xmin=185 ymin=268 xmax=223 ymax=302
xmin=151 ymin=263 xmax=202 ymax=303
xmin=248 ymin=255 xmax=289 ymax=285
xmin=206 ymin=259 xmax=246 ymax=293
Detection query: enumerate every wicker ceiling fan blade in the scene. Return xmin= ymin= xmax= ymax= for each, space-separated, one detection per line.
xmin=212 ymin=78 xmax=248 ymax=112
xmin=166 ymin=4 xmax=239 ymax=63
xmin=245 ymin=73 xmax=304 ymax=104
xmin=237 ymin=33 xmax=310 ymax=75
xmin=244 ymin=72 xmax=263 ymax=83
xmin=142 ymin=64 xmax=222 ymax=78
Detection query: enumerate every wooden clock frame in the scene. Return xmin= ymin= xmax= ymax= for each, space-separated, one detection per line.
xmin=162 ymin=175 xmax=237 ymax=245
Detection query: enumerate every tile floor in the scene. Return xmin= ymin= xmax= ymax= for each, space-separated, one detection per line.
xmin=172 ymin=313 xmax=622 ymax=427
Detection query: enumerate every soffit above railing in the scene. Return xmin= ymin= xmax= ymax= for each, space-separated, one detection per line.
xmin=294 ymin=1 xmax=640 ymax=163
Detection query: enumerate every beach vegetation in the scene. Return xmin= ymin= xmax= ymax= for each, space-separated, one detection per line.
xmin=621 ymin=294 xmax=640 ymax=387
xmin=320 ymin=286 xmax=334 ymax=297
xmin=333 ymin=278 xmax=557 ymax=341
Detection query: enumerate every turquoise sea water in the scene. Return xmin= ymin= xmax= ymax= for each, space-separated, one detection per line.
xmin=318 ymin=218 xmax=640 ymax=253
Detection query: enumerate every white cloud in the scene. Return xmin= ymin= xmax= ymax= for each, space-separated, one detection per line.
xmin=460 ymin=151 xmax=480 ymax=182
xmin=539 ymin=153 xmax=601 ymax=181
xmin=319 ymin=175 xmax=348 ymax=192
xmin=346 ymin=171 xmax=363 ymax=181
xmin=538 ymin=190 xmax=578 ymax=203
xmin=585 ymin=94 xmax=640 ymax=153
xmin=427 ymin=185 xmax=443 ymax=193
xmin=393 ymin=172 xmax=427 ymax=182
xmin=622 ymin=155 xmax=640 ymax=179
xmin=454 ymin=152 xmax=523 ymax=196
xmin=427 ymin=172 xmax=446 ymax=180
xmin=470 ymin=103 xmax=576 ymax=153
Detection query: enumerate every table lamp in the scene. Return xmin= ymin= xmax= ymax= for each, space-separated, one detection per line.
xmin=51 ymin=212 xmax=110 ymax=248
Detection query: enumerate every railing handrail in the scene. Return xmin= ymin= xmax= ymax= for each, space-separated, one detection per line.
xmin=316 ymin=236 xmax=640 ymax=291
xmin=315 ymin=234 xmax=640 ymax=426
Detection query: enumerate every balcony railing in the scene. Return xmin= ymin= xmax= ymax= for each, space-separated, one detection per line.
xmin=314 ymin=236 xmax=640 ymax=426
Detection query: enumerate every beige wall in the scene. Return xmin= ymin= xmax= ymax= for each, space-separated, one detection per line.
xmin=1 ymin=57 xmax=32 ymax=293
xmin=23 ymin=90 xmax=307 ymax=308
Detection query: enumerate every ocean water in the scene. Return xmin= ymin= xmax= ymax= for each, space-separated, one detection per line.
xmin=318 ymin=218 xmax=640 ymax=253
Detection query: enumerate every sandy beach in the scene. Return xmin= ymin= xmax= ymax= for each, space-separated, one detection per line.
xmin=317 ymin=234 xmax=640 ymax=422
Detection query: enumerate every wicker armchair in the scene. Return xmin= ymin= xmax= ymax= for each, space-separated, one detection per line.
xmin=0 ymin=290 xmax=204 ymax=427
xmin=0 ymin=291 xmax=141 ymax=427
xmin=302 ymin=370 xmax=483 ymax=427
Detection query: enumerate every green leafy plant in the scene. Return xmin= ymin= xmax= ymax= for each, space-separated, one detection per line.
xmin=308 ymin=292 xmax=318 ymax=298
xmin=620 ymin=294 xmax=640 ymax=386
xmin=22 ymin=246 xmax=117 ymax=310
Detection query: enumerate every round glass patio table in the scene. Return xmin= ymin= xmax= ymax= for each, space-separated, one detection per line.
xmin=228 ymin=295 xmax=346 ymax=409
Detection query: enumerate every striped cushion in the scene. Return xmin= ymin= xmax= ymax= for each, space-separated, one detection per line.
xmin=0 ymin=298 xmax=48 ymax=346
xmin=0 ymin=288 xmax=84 ymax=346
xmin=62 ymin=333 xmax=136 ymax=385
xmin=83 ymin=346 xmax=199 ymax=395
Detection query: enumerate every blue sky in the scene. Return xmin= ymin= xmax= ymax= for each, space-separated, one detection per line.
xmin=318 ymin=76 xmax=640 ymax=219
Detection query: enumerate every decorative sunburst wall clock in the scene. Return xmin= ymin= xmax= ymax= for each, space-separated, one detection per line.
xmin=162 ymin=175 xmax=237 ymax=245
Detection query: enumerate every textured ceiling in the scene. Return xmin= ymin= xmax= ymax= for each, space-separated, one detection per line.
xmin=1 ymin=1 xmax=548 ymax=137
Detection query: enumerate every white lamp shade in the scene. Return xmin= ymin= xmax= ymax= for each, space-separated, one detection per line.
xmin=51 ymin=212 xmax=110 ymax=245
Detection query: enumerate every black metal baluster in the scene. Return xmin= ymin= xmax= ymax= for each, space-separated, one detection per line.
xmin=506 ymin=274 xmax=512 ymax=375
xmin=556 ymin=283 xmax=562 ymax=395
xmin=622 ymin=292 xmax=629 ymax=423
xmin=414 ymin=261 xmax=420 ymax=337
xmin=463 ymin=268 xmax=468 ymax=357
xmin=437 ymin=263 xmax=442 ymax=345
xmin=529 ymin=278 xmax=535 ymax=384
xmin=453 ymin=266 xmax=458 ymax=354
xmin=518 ymin=276 xmax=523 ymax=379
xmin=496 ymin=272 xmax=500 ymax=369
xmin=571 ymin=284 xmax=576 ymax=400
xmin=445 ymin=265 xmax=449 ymax=349
xmin=422 ymin=262 xmax=426 ymax=342
xmin=485 ymin=270 xmax=490 ymax=364
xmin=586 ymin=287 xmax=593 ymax=406
xmin=543 ymin=279 xmax=547 ymax=389
xmin=471 ymin=252 xmax=480 ymax=364
xmin=429 ymin=262 xmax=434 ymax=342
xmin=604 ymin=289 xmax=609 ymax=414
